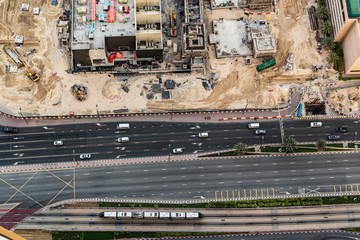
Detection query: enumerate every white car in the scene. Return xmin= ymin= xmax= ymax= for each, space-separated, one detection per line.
xmin=173 ymin=148 xmax=183 ymax=154
xmin=80 ymin=154 xmax=91 ymax=160
xmin=310 ymin=122 xmax=322 ymax=128
xmin=198 ymin=132 xmax=209 ymax=138
xmin=53 ymin=140 xmax=63 ymax=146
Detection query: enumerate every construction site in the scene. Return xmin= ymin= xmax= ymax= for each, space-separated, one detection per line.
xmin=0 ymin=0 xmax=347 ymax=116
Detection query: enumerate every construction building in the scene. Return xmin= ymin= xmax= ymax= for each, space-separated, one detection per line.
xmin=325 ymin=0 xmax=360 ymax=76
xmin=210 ymin=0 xmax=272 ymax=10
xmin=71 ymin=0 xmax=163 ymax=73
xmin=182 ymin=0 xmax=207 ymax=71
xmin=209 ymin=18 xmax=277 ymax=59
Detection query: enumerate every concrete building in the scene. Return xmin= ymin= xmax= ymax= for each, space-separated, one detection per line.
xmin=325 ymin=0 xmax=360 ymax=75
xmin=209 ymin=18 xmax=276 ymax=59
xmin=181 ymin=0 xmax=207 ymax=71
xmin=210 ymin=0 xmax=272 ymax=10
xmin=71 ymin=0 xmax=163 ymax=73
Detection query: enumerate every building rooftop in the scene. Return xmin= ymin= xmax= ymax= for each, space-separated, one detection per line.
xmin=347 ymin=0 xmax=360 ymax=18
xmin=73 ymin=0 xmax=135 ymax=50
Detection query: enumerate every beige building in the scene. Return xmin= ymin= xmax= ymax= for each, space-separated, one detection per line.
xmin=325 ymin=0 xmax=360 ymax=75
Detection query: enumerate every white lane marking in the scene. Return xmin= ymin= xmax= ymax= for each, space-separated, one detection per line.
xmin=328 ymin=168 xmax=333 ymax=171
xmin=217 ymin=166 xmax=223 ymax=168
xmin=326 ymin=160 xmax=332 ymax=163
xmin=272 ymin=163 xmax=278 ymax=165
xmin=274 ymin=179 xmax=279 ymax=181
xmin=290 ymin=162 xmax=295 ymax=164
xmin=308 ymin=169 xmax=314 ymax=171
xmin=273 ymin=171 xmax=278 ymax=173
xmin=143 ymin=170 xmax=149 ymax=172
xmin=162 ymin=169 xmax=167 ymax=171
xmin=161 ymin=148 xmax=167 ymax=150
xmin=124 ymin=171 xmax=130 ymax=173
xmin=83 ymin=173 xmax=90 ymax=176
xmin=198 ymin=166 xmax=204 ymax=169
xmin=181 ymin=168 xmax=186 ymax=170
xmin=329 ymin=176 xmax=334 ymax=179
xmin=291 ymin=170 xmax=296 ymax=172
xmin=219 ymin=182 xmax=224 ymax=184
xmin=106 ymin=172 xmax=112 ymax=174
xmin=292 ymin=178 xmax=297 ymax=180
xmin=256 ymin=180 xmax=261 ymax=182
xmin=253 ymin=163 xmax=259 ymax=166
xmin=344 ymin=159 xmax=349 ymax=162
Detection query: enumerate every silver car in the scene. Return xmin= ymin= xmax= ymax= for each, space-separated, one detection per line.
xmin=172 ymin=148 xmax=183 ymax=154
xmin=53 ymin=140 xmax=63 ymax=146
xmin=255 ymin=129 xmax=266 ymax=135
xmin=80 ymin=154 xmax=91 ymax=159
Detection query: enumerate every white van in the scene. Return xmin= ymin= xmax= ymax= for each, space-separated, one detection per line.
xmin=248 ymin=123 xmax=260 ymax=129
xmin=117 ymin=137 xmax=130 ymax=143
xmin=117 ymin=123 xmax=130 ymax=130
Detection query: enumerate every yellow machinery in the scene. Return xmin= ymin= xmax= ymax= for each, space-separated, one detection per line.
xmin=15 ymin=49 xmax=40 ymax=82
xmin=170 ymin=10 xmax=177 ymax=37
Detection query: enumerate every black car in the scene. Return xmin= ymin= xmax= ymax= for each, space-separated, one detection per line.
xmin=3 ymin=126 xmax=18 ymax=133
xmin=328 ymin=135 xmax=340 ymax=141
xmin=335 ymin=127 xmax=348 ymax=133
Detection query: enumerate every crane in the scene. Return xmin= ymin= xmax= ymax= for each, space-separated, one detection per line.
xmin=170 ymin=10 xmax=177 ymax=37
xmin=15 ymin=49 xmax=40 ymax=82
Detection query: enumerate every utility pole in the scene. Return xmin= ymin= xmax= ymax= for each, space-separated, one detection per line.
xmin=168 ymin=143 xmax=171 ymax=160
xmin=170 ymin=103 xmax=174 ymax=120
xmin=19 ymin=107 xmax=29 ymax=125
xmin=277 ymin=104 xmax=285 ymax=144
xmin=73 ymin=149 xmax=79 ymax=165
xmin=96 ymin=104 xmax=101 ymax=121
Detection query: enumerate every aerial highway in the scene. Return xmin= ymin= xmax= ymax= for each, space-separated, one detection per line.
xmin=16 ymin=205 xmax=360 ymax=232
xmin=0 ymin=118 xmax=358 ymax=166
xmin=1 ymin=153 xmax=360 ymax=209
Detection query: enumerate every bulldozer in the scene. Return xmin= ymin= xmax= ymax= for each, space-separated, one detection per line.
xmin=15 ymin=49 xmax=40 ymax=82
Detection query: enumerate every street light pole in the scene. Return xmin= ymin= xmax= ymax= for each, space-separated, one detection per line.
xmin=73 ymin=149 xmax=79 ymax=165
xmin=277 ymin=103 xmax=284 ymax=144
xmin=96 ymin=104 xmax=101 ymax=121
xmin=170 ymin=103 xmax=174 ymax=120
xmin=168 ymin=143 xmax=171 ymax=160
xmin=19 ymin=107 xmax=29 ymax=125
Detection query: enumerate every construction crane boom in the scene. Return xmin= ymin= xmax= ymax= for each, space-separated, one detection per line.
xmin=15 ymin=49 xmax=40 ymax=82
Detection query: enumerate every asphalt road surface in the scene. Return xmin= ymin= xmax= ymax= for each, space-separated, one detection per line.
xmin=2 ymin=153 xmax=360 ymax=209
xmin=15 ymin=206 xmax=360 ymax=232
xmin=0 ymin=118 xmax=359 ymax=166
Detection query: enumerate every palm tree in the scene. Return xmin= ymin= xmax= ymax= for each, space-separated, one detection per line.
xmin=327 ymin=51 xmax=339 ymax=66
xmin=321 ymin=37 xmax=335 ymax=50
xmin=281 ymin=137 xmax=297 ymax=153
xmin=320 ymin=20 xmax=332 ymax=36
xmin=316 ymin=139 xmax=327 ymax=151
xmin=234 ymin=142 xmax=248 ymax=156
xmin=315 ymin=6 xmax=328 ymax=20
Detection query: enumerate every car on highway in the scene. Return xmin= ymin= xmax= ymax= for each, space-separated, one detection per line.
xmin=198 ymin=132 xmax=209 ymax=138
xmin=335 ymin=127 xmax=348 ymax=133
xmin=248 ymin=123 xmax=260 ymax=129
xmin=328 ymin=135 xmax=340 ymax=141
xmin=53 ymin=140 xmax=63 ymax=146
xmin=310 ymin=122 xmax=322 ymax=128
xmin=255 ymin=129 xmax=266 ymax=135
xmin=116 ymin=137 xmax=130 ymax=143
xmin=3 ymin=126 xmax=18 ymax=133
xmin=173 ymin=148 xmax=183 ymax=154
xmin=80 ymin=154 xmax=92 ymax=159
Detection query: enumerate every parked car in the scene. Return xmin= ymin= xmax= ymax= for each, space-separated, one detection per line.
xmin=255 ymin=129 xmax=266 ymax=135
xmin=335 ymin=127 xmax=348 ymax=133
xmin=328 ymin=135 xmax=340 ymax=141
xmin=198 ymin=132 xmax=209 ymax=138
xmin=310 ymin=122 xmax=322 ymax=128
xmin=53 ymin=140 xmax=63 ymax=146
xmin=173 ymin=148 xmax=183 ymax=154
xmin=3 ymin=126 xmax=18 ymax=133
xmin=80 ymin=154 xmax=92 ymax=159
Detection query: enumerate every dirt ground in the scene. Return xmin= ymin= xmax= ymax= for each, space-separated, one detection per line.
xmin=14 ymin=229 xmax=53 ymax=240
xmin=328 ymin=86 xmax=360 ymax=114
xmin=0 ymin=0 xmax=337 ymax=116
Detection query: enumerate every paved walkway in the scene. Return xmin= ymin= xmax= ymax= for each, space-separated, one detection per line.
xmin=0 ymin=91 xmax=302 ymax=128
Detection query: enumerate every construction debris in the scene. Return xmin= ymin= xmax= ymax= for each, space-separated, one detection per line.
xmin=71 ymin=84 xmax=88 ymax=101
xmin=283 ymin=53 xmax=294 ymax=72
xmin=24 ymin=49 xmax=36 ymax=57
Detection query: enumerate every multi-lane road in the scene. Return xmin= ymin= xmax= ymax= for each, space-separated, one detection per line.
xmin=0 ymin=119 xmax=359 ymax=166
xmin=1 ymin=153 xmax=360 ymax=208
xmin=16 ymin=205 xmax=360 ymax=232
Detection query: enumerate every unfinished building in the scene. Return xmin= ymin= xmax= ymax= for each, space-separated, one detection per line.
xmin=209 ymin=18 xmax=277 ymax=59
xmin=71 ymin=0 xmax=163 ymax=73
xmin=210 ymin=0 xmax=272 ymax=10
xmin=181 ymin=0 xmax=207 ymax=71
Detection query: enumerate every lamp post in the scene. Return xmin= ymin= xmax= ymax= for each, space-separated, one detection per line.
xmin=73 ymin=149 xmax=78 ymax=165
xmin=168 ymin=143 xmax=171 ymax=160
xmin=277 ymin=102 xmax=284 ymax=144
xmin=19 ymin=107 xmax=29 ymax=125
xmin=170 ymin=103 xmax=174 ymax=120
xmin=96 ymin=104 xmax=101 ymax=121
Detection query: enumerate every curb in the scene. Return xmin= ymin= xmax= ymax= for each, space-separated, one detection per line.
xmin=219 ymin=115 xmax=289 ymax=121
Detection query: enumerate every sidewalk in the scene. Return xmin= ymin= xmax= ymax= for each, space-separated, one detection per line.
xmin=0 ymin=91 xmax=303 ymax=128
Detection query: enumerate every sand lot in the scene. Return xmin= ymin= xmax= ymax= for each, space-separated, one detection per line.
xmin=0 ymin=0 xmax=335 ymax=116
